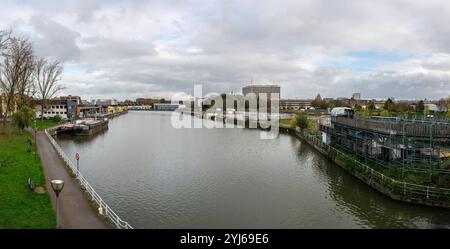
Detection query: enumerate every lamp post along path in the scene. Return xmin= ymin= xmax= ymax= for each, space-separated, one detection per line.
xmin=75 ymin=153 xmax=80 ymax=176
xmin=34 ymin=119 xmax=37 ymax=140
xmin=51 ymin=179 xmax=65 ymax=229
xmin=34 ymin=120 xmax=37 ymax=158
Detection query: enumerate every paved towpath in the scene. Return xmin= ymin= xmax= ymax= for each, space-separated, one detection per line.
xmin=35 ymin=131 xmax=109 ymax=229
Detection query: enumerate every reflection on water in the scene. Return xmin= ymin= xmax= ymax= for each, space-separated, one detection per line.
xmin=55 ymin=111 xmax=450 ymax=228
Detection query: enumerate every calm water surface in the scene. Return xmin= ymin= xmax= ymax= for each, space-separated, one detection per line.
xmin=55 ymin=111 xmax=450 ymax=228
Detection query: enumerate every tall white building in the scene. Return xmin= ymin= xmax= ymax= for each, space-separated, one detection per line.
xmin=352 ymin=93 xmax=361 ymax=100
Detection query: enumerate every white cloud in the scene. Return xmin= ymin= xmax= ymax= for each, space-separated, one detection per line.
xmin=1 ymin=0 xmax=449 ymax=100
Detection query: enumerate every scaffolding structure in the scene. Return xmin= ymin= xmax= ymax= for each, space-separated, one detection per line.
xmin=320 ymin=116 xmax=450 ymax=181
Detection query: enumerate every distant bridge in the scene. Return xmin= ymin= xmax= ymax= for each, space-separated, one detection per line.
xmin=127 ymin=106 xmax=153 ymax=111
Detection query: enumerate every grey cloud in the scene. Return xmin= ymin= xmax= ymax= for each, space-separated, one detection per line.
xmin=73 ymin=0 xmax=103 ymax=23
xmin=29 ymin=15 xmax=81 ymax=61
xmin=293 ymin=70 xmax=450 ymax=100
xmin=80 ymin=36 xmax=157 ymax=61
xmin=3 ymin=0 xmax=450 ymax=100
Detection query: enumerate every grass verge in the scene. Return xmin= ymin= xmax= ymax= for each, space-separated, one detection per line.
xmin=34 ymin=120 xmax=65 ymax=131
xmin=0 ymin=124 xmax=55 ymax=228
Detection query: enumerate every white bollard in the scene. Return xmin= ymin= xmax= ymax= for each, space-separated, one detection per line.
xmin=98 ymin=207 xmax=104 ymax=215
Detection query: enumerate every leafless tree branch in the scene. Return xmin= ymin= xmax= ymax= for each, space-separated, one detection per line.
xmin=0 ymin=35 xmax=35 ymax=125
xmin=35 ymin=57 xmax=65 ymax=120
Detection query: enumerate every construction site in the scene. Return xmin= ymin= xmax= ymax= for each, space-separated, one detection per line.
xmin=319 ymin=111 xmax=450 ymax=187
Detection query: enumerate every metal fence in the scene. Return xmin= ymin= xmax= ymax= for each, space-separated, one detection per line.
xmin=331 ymin=116 xmax=450 ymax=138
xmin=301 ymin=132 xmax=450 ymax=204
xmin=44 ymin=128 xmax=133 ymax=229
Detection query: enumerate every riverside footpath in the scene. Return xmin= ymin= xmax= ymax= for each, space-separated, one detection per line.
xmin=35 ymin=131 xmax=109 ymax=229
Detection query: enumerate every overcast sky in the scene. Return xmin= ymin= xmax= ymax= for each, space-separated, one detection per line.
xmin=2 ymin=0 xmax=450 ymax=100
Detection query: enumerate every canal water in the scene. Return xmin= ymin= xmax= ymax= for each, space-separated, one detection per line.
xmin=56 ymin=111 xmax=450 ymax=228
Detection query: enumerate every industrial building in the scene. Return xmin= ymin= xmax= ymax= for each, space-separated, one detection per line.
xmin=153 ymin=103 xmax=180 ymax=111
xmin=34 ymin=96 xmax=128 ymax=120
xmin=35 ymin=97 xmax=79 ymax=120
xmin=280 ymin=99 xmax=313 ymax=110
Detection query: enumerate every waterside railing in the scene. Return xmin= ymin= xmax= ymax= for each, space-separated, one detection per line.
xmin=45 ymin=127 xmax=133 ymax=229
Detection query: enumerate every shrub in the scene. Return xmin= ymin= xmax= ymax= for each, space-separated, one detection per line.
xmin=289 ymin=116 xmax=297 ymax=128
xmin=12 ymin=106 xmax=35 ymax=131
xmin=380 ymin=110 xmax=391 ymax=117
xmin=296 ymin=113 xmax=309 ymax=131
xmin=52 ymin=115 xmax=62 ymax=123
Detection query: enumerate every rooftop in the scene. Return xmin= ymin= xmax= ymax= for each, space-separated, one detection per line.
xmin=242 ymin=85 xmax=280 ymax=88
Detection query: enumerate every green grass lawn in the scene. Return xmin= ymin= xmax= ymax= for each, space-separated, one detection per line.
xmin=279 ymin=116 xmax=318 ymax=133
xmin=34 ymin=119 xmax=66 ymax=131
xmin=0 ymin=125 xmax=55 ymax=228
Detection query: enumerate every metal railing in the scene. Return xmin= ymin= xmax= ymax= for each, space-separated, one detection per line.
xmin=301 ymin=132 xmax=450 ymax=204
xmin=331 ymin=116 xmax=450 ymax=138
xmin=44 ymin=127 xmax=133 ymax=229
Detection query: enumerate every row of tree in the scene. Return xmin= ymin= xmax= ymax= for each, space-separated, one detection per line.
xmin=311 ymin=95 xmax=350 ymax=110
xmin=311 ymin=93 xmax=449 ymax=116
xmin=0 ymin=29 xmax=64 ymax=128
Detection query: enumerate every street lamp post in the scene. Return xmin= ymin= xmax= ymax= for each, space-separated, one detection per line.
xmin=34 ymin=119 xmax=37 ymax=149
xmin=75 ymin=153 xmax=80 ymax=177
xmin=51 ymin=179 xmax=65 ymax=229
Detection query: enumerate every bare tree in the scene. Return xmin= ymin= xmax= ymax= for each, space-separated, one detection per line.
xmin=0 ymin=30 xmax=11 ymax=54
xmin=35 ymin=58 xmax=64 ymax=120
xmin=15 ymin=40 xmax=36 ymax=106
xmin=438 ymin=97 xmax=449 ymax=112
xmin=0 ymin=30 xmax=11 ymax=119
xmin=0 ymin=36 xmax=35 ymax=125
